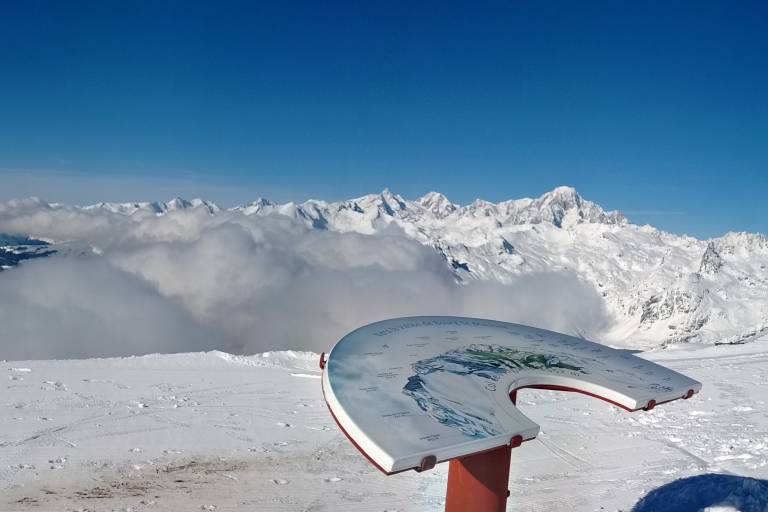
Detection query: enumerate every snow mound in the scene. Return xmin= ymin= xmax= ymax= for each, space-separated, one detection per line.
xmin=212 ymin=350 xmax=320 ymax=371
xmin=10 ymin=350 xmax=321 ymax=372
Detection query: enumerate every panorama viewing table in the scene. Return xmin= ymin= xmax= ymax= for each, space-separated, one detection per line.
xmin=321 ymin=316 xmax=702 ymax=512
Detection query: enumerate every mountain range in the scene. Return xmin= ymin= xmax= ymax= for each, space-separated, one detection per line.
xmin=4 ymin=186 xmax=767 ymax=349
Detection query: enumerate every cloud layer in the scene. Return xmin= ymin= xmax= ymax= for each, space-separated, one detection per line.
xmin=0 ymin=201 xmax=610 ymax=360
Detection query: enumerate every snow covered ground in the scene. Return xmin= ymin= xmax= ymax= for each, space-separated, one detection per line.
xmin=3 ymin=341 xmax=768 ymax=511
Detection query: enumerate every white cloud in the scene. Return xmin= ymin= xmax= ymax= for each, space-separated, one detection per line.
xmin=0 ymin=256 xmax=211 ymax=360
xmin=0 ymin=201 xmax=609 ymax=360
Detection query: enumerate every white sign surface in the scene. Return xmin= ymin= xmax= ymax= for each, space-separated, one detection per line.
xmin=322 ymin=316 xmax=702 ymax=474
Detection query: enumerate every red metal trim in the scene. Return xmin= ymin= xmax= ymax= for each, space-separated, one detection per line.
xmin=511 ymin=383 xmax=636 ymax=411
xmin=511 ymin=384 xmax=696 ymax=412
xmin=321 ymin=378 xmax=406 ymax=475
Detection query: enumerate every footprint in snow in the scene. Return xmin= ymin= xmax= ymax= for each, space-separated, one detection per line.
xmin=9 ymin=464 xmax=35 ymax=470
xmin=42 ymin=381 xmax=67 ymax=391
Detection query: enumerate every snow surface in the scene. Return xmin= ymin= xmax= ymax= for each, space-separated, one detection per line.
xmin=3 ymin=187 xmax=768 ymax=509
xmin=3 ymin=342 xmax=768 ymax=511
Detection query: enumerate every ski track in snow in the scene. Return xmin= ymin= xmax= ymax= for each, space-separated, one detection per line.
xmin=2 ymin=341 xmax=768 ymax=511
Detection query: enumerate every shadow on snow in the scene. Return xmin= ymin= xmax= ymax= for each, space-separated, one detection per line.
xmin=632 ymin=473 xmax=768 ymax=512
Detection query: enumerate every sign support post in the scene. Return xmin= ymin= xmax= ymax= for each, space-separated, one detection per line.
xmin=445 ymin=444 xmax=511 ymax=512
xmin=444 ymin=395 xmax=520 ymax=512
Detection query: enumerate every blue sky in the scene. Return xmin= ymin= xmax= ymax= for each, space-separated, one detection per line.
xmin=0 ymin=1 xmax=765 ymax=238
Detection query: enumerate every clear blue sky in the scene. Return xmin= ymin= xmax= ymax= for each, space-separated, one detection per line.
xmin=1 ymin=1 xmax=766 ymax=238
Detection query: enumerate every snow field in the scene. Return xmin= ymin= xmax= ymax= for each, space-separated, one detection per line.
xmin=2 ymin=340 xmax=768 ymax=511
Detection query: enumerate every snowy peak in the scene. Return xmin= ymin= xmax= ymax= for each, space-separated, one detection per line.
xmin=83 ymin=201 xmax=163 ymax=215
xmin=235 ymin=198 xmax=275 ymax=216
xmin=714 ymin=232 xmax=768 ymax=255
xmin=380 ymin=187 xmax=406 ymax=210
xmin=165 ymin=197 xmax=192 ymax=210
xmin=166 ymin=197 xmax=221 ymax=214
xmin=538 ymin=185 xmax=582 ymax=205
xmin=354 ymin=188 xmax=408 ymax=216
xmin=84 ymin=197 xmax=220 ymax=215
xmin=699 ymin=241 xmax=723 ymax=275
xmin=453 ymin=187 xmax=625 ymax=228
xmin=522 ymin=186 xmax=625 ymax=228
xmin=533 ymin=185 xmax=584 ymax=218
xmin=418 ymin=192 xmax=457 ymax=218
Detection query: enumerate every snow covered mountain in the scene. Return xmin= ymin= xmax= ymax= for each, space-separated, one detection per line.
xmin=226 ymin=186 xmax=768 ymax=348
xmin=7 ymin=186 xmax=768 ymax=349
xmin=82 ymin=197 xmax=221 ymax=216
xmin=0 ymin=235 xmax=55 ymax=270
xmin=227 ymin=186 xmax=626 ymax=234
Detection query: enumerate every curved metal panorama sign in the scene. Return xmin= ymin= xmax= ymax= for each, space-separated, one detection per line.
xmin=322 ymin=316 xmax=702 ymax=474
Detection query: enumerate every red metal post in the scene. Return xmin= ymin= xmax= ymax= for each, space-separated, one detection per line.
xmin=445 ymin=392 xmax=520 ymax=512
xmin=445 ymin=444 xmax=512 ymax=512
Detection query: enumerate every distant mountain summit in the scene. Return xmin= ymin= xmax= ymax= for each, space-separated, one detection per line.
xmin=83 ymin=197 xmax=220 ymax=215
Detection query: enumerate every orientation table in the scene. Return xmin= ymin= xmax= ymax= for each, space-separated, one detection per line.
xmin=321 ymin=316 xmax=702 ymax=512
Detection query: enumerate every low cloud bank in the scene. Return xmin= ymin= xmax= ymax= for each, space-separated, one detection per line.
xmin=0 ymin=257 xmax=211 ymax=360
xmin=0 ymin=201 xmax=610 ymax=360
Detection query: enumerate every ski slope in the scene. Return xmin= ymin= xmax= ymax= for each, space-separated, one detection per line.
xmin=3 ymin=341 xmax=768 ymax=511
